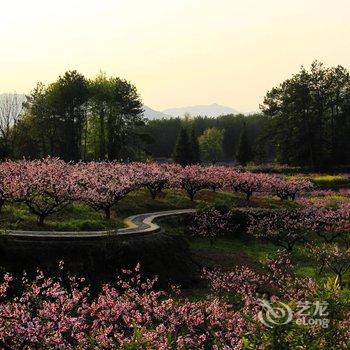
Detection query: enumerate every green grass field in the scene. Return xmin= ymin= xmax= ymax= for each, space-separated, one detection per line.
xmin=157 ymin=216 xmax=350 ymax=298
xmin=0 ymin=188 xmax=301 ymax=232
xmin=288 ymin=174 xmax=350 ymax=189
xmin=1 ymin=186 xmax=349 ymax=299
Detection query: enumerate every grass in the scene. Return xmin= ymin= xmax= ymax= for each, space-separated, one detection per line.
xmin=0 ymin=188 xmax=296 ymax=232
xmin=0 ymin=189 xmax=196 ymax=232
xmin=311 ymin=174 xmax=349 ymax=186
xmin=307 ymin=194 xmax=350 ymax=204
xmin=157 ymin=216 xmax=350 ymax=295
xmin=1 ymin=184 xmax=349 ymax=297
xmin=0 ymin=186 xmax=343 ymax=232
xmin=0 ymin=202 xmax=124 ymax=232
xmin=288 ymin=174 xmax=350 ymax=189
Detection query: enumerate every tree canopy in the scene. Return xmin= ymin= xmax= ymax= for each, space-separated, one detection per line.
xmin=261 ymin=61 xmax=350 ymax=168
xmin=2 ymin=61 xmax=350 ymax=169
xmin=198 ymin=127 xmax=224 ymax=164
xmin=236 ymin=122 xmax=253 ymax=166
xmin=173 ymin=126 xmax=193 ymax=166
xmin=15 ymin=71 xmax=145 ymax=161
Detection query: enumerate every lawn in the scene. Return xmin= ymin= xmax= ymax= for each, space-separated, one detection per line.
xmin=0 ymin=188 xmax=297 ymax=231
xmin=156 ymin=212 xmax=350 ymax=298
xmin=1 ymin=186 xmax=349 ymax=295
xmin=1 ymin=179 xmax=349 ymax=348
xmin=288 ymin=174 xmax=350 ymax=189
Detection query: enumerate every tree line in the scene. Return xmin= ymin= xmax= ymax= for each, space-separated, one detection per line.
xmin=149 ymin=61 xmax=350 ymax=168
xmin=262 ymin=61 xmax=350 ymax=168
xmin=0 ymin=61 xmax=349 ymax=168
xmin=146 ymin=113 xmax=271 ymax=164
xmin=0 ymin=71 xmax=146 ymax=161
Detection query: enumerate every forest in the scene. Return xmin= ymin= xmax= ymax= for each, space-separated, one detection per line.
xmin=0 ymin=61 xmax=349 ymax=169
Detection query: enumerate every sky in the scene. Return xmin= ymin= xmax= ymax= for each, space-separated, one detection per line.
xmin=0 ymin=0 xmax=349 ymax=113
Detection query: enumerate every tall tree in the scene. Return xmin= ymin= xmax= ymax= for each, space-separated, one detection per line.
xmin=189 ymin=126 xmax=201 ymax=164
xmin=261 ymin=61 xmax=350 ymax=168
xmin=105 ymin=77 xmax=144 ymax=160
xmin=24 ymin=72 xmax=90 ymax=161
xmin=173 ymin=126 xmax=192 ymax=166
xmin=12 ymin=114 xmax=41 ymax=159
xmin=21 ymin=72 xmax=145 ymax=161
xmin=198 ymin=127 xmax=224 ymax=164
xmin=87 ymin=74 xmax=144 ymax=161
xmin=22 ymin=82 xmax=54 ymax=158
xmin=236 ymin=122 xmax=253 ymax=166
xmin=49 ymin=71 xmax=90 ymax=161
xmin=88 ymin=72 xmax=113 ymax=159
xmin=145 ymin=113 xmax=271 ymax=162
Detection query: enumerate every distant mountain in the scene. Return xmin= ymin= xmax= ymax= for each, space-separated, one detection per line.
xmin=162 ymin=103 xmax=240 ymax=118
xmin=142 ymin=106 xmax=172 ymax=120
xmin=1 ymin=95 xmax=243 ymax=120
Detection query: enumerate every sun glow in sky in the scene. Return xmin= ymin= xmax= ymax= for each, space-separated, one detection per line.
xmin=1 ymin=0 xmax=349 ymax=112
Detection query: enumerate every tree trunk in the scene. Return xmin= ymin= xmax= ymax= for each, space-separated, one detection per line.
xmin=150 ymin=189 xmax=157 ymax=200
xmin=38 ymin=215 xmax=45 ymax=226
xmin=105 ymin=207 xmax=111 ymax=220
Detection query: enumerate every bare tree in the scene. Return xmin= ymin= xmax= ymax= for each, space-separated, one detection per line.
xmin=0 ymin=93 xmax=24 ymax=157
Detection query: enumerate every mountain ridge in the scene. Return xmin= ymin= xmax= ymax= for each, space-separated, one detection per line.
xmin=0 ymin=93 xmax=244 ymax=120
xmin=162 ymin=103 xmax=240 ymax=118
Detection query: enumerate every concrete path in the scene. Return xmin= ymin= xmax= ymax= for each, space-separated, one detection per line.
xmin=3 ymin=209 xmax=196 ymax=239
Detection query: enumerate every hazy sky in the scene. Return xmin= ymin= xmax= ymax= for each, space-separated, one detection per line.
xmin=1 ymin=0 xmax=349 ymax=112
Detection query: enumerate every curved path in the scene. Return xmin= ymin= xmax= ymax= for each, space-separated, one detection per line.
xmin=3 ymin=209 xmax=196 ymax=240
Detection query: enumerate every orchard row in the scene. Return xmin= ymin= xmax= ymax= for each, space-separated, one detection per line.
xmin=0 ymin=158 xmax=313 ymax=224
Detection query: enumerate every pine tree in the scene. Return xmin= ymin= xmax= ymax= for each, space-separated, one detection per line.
xmin=173 ymin=126 xmax=192 ymax=166
xmin=189 ymin=126 xmax=201 ymax=164
xmin=236 ymin=122 xmax=253 ymax=165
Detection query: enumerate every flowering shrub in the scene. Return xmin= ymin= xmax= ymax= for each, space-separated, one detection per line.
xmin=9 ymin=159 xmax=77 ymax=225
xmin=73 ymin=162 xmax=139 ymax=219
xmin=247 ymin=208 xmax=307 ymax=251
xmin=204 ymin=252 xmax=349 ymax=349
xmin=231 ymin=172 xmax=259 ymax=200
xmin=268 ymin=176 xmax=313 ymax=200
xmin=310 ymin=189 xmax=350 ymax=197
xmin=300 ymin=199 xmax=350 ymax=247
xmin=0 ymin=258 xmax=349 ymax=349
xmin=204 ymin=165 xmax=234 ymax=192
xmin=308 ymin=243 xmax=350 ymax=287
xmin=339 ymin=188 xmax=350 ymax=197
xmin=189 ymin=208 xmax=235 ymax=245
xmin=0 ymin=158 xmax=316 ymax=223
xmin=204 ymin=251 xmax=317 ymax=306
xmin=231 ymin=172 xmax=272 ymax=200
xmin=132 ymin=162 xmax=175 ymax=199
xmin=175 ymin=165 xmax=212 ymax=201
xmin=0 ymin=161 xmax=24 ymax=213
xmin=0 ymin=265 xmax=246 ymax=349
